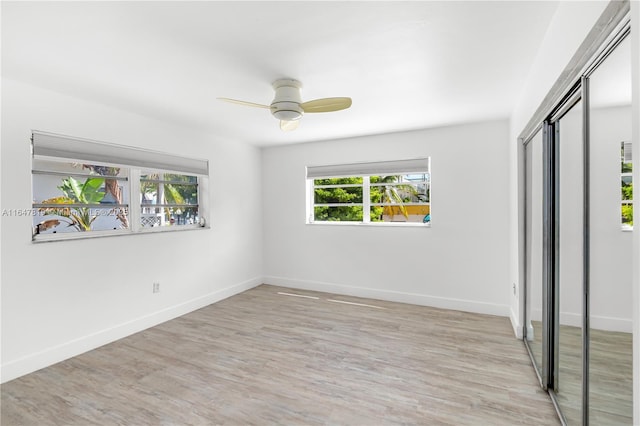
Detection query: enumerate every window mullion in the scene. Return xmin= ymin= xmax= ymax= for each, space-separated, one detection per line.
xmin=363 ymin=176 xmax=370 ymax=223
xmin=129 ymin=168 xmax=141 ymax=232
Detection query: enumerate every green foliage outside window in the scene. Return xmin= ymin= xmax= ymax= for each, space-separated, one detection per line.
xmin=622 ymin=177 xmax=633 ymax=226
xmin=140 ymin=173 xmax=199 ymax=225
xmin=39 ymin=176 xmax=106 ymax=231
xmin=622 ymin=204 xmax=633 ymax=226
xmin=313 ymin=177 xmax=363 ymax=221
xmin=621 ymin=143 xmax=633 ymax=227
xmin=621 ymin=182 xmax=633 ymax=200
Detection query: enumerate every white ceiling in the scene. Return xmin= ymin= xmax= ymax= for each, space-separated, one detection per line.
xmin=2 ymin=1 xmax=560 ymax=147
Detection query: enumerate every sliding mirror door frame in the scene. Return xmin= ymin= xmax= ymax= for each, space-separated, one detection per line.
xmin=546 ymin=87 xmax=585 ymax=426
xmin=523 ymin=126 xmax=549 ymax=388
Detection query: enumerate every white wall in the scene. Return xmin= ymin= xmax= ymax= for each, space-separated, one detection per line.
xmin=524 ymin=130 xmax=543 ymax=329
xmin=588 ymin=106 xmax=633 ymax=331
xmin=0 ymin=78 xmax=263 ymax=383
xmin=262 ymin=120 xmax=511 ymax=316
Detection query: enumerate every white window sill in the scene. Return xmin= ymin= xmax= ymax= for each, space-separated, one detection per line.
xmin=32 ymin=224 xmax=209 ymax=243
xmin=306 ymin=221 xmax=431 ymax=228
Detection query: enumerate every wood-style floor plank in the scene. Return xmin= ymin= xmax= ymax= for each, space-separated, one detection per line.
xmin=2 ymin=285 xmax=559 ymax=425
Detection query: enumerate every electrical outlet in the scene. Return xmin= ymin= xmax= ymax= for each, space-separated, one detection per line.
xmin=153 ymin=282 xmax=160 ymax=293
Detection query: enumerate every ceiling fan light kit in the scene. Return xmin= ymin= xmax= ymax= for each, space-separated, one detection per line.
xmin=270 ymin=79 xmax=304 ymax=121
xmin=218 ymin=78 xmax=352 ymax=132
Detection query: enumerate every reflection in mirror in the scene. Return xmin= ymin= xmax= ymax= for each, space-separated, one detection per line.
xmin=587 ymin=34 xmax=633 ymax=425
xmin=556 ymin=99 xmax=583 ymax=425
xmin=525 ymin=129 xmax=544 ymax=376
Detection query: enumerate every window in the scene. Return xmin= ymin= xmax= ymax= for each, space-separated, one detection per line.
xmin=140 ymin=172 xmax=199 ymax=227
xmin=306 ymin=158 xmax=430 ymax=225
xmin=33 ymin=160 xmax=131 ymax=234
xmin=31 ymin=131 xmax=209 ymax=241
xmin=621 ymin=141 xmax=632 ymax=229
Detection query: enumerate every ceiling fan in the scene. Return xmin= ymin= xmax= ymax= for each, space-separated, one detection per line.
xmin=218 ymin=79 xmax=352 ymax=131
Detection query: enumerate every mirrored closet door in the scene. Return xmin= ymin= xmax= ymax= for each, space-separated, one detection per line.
xmin=524 ymin=129 xmax=544 ymax=381
xmin=553 ymin=97 xmax=585 ymax=425
xmin=523 ymin=20 xmax=632 ymax=426
xmin=585 ymin=32 xmax=633 ymax=425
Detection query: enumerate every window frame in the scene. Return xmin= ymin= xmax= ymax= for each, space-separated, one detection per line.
xmin=31 ymin=131 xmax=209 ymax=242
xmin=306 ymin=158 xmax=431 ymax=227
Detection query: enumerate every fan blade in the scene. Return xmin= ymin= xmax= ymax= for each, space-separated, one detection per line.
xmin=280 ymin=120 xmax=300 ymax=132
xmin=301 ymin=97 xmax=352 ymax=113
xmin=217 ymin=97 xmax=270 ymax=109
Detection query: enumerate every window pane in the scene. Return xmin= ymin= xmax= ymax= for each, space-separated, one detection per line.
xmin=33 ymin=209 xmax=130 ymax=235
xmin=34 ymin=206 xmax=130 ymax=234
xmin=314 ymin=186 xmax=363 ymax=204
xmin=370 ymin=205 xmax=430 ymax=223
xmin=140 ymin=171 xmax=198 ymax=228
xmin=141 ymin=182 xmax=160 ymax=205
xmin=621 ymin=162 xmax=632 ymax=173
xmin=32 ymin=160 xmax=130 ymax=234
xmin=163 ymin=173 xmax=197 ymax=184
xmin=314 ymin=177 xmax=363 ymax=186
xmin=620 ymin=142 xmax=633 ymax=229
xmin=622 ymin=203 xmax=633 ymax=226
xmin=370 ymin=174 xmax=429 ymax=184
xmin=621 ymin=142 xmax=632 ymax=173
xmin=314 ymin=206 xmax=363 ymax=222
xmin=370 ymin=183 xmax=429 ymax=204
xmin=140 ymin=172 xmax=198 ymax=206
xmin=140 ymin=182 xmax=199 ymax=206
xmin=140 ymin=206 xmax=199 ymax=227
xmin=166 ymin=184 xmax=198 ymax=205
xmin=369 ymin=173 xmax=430 ymax=223
xmin=370 ymin=174 xmax=430 ymax=204
xmin=621 ymin=177 xmax=632 ymax=200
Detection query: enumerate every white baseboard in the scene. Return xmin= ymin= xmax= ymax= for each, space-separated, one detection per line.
xmin=264 ymin=276 xmax=510 ymax=317
xmin=526 ymin=323 xmax=535 ymax=341
xmin=512 ymin=309 xmax=632 ymax=339
xmin=1 ymin=277 xmax=262 ymax=384
xmin=510 ymin=307 xmax=524 ymax=339
xmin=560 ymin=311 xmax=632 ymax=333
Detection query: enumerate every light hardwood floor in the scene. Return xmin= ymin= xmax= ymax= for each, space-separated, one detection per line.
xmin=2 ymin=285 xmax=559 ymax=425
xmin=526 ymin=321 xmax=633 ymax=425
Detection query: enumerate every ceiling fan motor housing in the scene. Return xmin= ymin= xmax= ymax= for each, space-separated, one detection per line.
xmin=270 ymin=79 xmax=303 ymax=121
